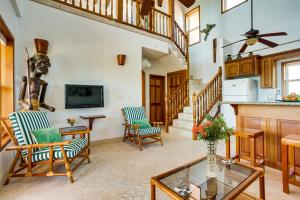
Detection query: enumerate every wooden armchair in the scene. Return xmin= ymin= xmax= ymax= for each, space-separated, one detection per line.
xmin=122 ymin=107 xmax=163 ymax=151
xmin=4 ymin=111 xmax=90 ymax=185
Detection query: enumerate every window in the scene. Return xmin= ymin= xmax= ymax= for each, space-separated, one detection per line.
xmin=282 ymin=60 xmax=300 ymax=96
xmin=185 ymin=6 xmax=200 ymax=46
xmin=222 ymin=0 xmax=247 ymax=13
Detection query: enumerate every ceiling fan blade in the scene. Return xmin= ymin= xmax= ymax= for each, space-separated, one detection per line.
xmin=178 ymin=0 xmax=195 ymax=8
xmin=222 ymin=39 xmax=247 ymax=48
xmin=258 ymin=32 xmax=287 ymax=37
xmin=258 ymin=38 xmax=278 ymax=48
xmin=140 ymin=0 xmax=153 ymax=16
xmin=239 ymin=43 xmax=248 ymax=53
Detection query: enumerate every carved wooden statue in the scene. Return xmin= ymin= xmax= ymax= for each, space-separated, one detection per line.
xmin=19 ymin=39 xmax=55 ymax=112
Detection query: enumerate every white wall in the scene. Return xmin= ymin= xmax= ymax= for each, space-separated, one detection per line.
xmin=187 ymin=0 xmax=300 ymax=83
xmin=0 ymin=0 xmax=19 ymax=185
xmin=15 ymin=0 xmax=171 ymax=142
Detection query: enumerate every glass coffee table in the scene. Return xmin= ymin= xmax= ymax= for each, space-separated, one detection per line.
xmin=150 ymin=156 xmax=265 ymax=200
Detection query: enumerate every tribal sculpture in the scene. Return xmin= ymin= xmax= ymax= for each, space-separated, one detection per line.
xmin=19 ymin=39 xmax=55 ymax=112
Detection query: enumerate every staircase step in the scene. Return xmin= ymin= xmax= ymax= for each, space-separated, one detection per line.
xmin=183 ymin=106 xmax=193 ymax=114
xmin=178 ymin=112 xmax=193 ymax=121
xmin=169 ymin=126 xmax=192 ymax=139
xmin=173 ymin=119 xmax=194 ymax=129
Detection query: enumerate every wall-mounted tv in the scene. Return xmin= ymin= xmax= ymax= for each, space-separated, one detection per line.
xmin=65 ymin=84 xmax=104 ymax=109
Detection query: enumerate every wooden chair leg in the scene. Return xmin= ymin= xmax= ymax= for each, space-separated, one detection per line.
xmin=4 ymin=150 xmax=21 ymax=185
xmin=123 ymin=127 xmax=127 ymax=142
xmin=236 ymin=136 xmax=240 ymax=162
xmin=250 ymin=138 xmax=256 ymax=166
xmin=138 ymin=135 xmax=143 ymax=151
xmin=60 ymin=146 xmax=74 ymax=183
xmin=282 ymin=143 xmax=289 ymax=194
xmin=160 ymin=133 xmax=163 ymax=146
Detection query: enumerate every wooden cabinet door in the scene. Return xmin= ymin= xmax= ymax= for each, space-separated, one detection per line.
xmin=239 ymin=59 xmax=254 ymax=76
xmin=261 ymin=57 xmax=276 ymax=88
xmin=150 ymin=75 xmax=165 ymax=123
xmin=225 ymin=63 xmax=239 ymax=78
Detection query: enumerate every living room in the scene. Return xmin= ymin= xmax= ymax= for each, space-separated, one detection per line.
xmin=0 ymin=0 xmax=300 ymax=199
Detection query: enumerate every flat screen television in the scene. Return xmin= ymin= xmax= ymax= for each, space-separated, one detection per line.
xmin=65 ymin=84 xmax=104 ymax=109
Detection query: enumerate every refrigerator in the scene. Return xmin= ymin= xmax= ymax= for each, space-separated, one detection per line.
xmin=222 ymin=78 xmax=258 ymax=129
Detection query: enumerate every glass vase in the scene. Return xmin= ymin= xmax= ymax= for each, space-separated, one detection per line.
xmin=206 ymin=141 xmax=218 ymax=178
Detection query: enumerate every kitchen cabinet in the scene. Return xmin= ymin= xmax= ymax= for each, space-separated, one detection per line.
xmin=261 ymin=57 xmax=277 ymax=88
xmin=225 ymin=56 xmax=260 ymax=79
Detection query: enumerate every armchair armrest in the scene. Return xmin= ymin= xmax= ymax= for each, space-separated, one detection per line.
xmin=6 ymin=141 xmax=71 ymax=151
xmin=151 ymin=122 xmax=163 ymax=127
xmin=60 ymin=130 xmax=90 ymax=136
xmin=122 ymin=123 xmax=141 ymax=129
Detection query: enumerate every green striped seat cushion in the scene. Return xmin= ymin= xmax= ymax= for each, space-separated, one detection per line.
xmin=122 ymin=107 xmax=147 ymax=125
xmin=9 ymin=111 xmax=51 ymax=156
xmin=138 ymin=127 xmax=160 ymax=135
xmin=29 ymin=138 xmax=87 ymax=162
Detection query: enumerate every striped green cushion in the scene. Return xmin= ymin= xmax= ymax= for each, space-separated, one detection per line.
xmin=122 ymin=107 xmax=147 ymax=125
xmin=9 ymin=111 xmax=51 ymax=156
xmin=29 ymin=138 xmax=87 ymax=162
xmin=138 ymin=127 xmax=161 ymax=135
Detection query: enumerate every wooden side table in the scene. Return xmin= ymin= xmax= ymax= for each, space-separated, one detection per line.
xmin=282 ymin=134 xmax=300 ymax=194
xmin=80 ymin=114 xmax=106 ymax=130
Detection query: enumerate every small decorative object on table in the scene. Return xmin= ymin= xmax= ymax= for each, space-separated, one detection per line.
xmin=67 ymin=118 xmax=77 ymax=126
xmin=236 ymin=53 xmax=242 ymax=59
xmin=192 ymin=114 xmax=234 ymax=178
xmin=226 ymin=54 xmax=232 ymax=61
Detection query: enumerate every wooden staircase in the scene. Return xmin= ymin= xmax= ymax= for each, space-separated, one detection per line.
xmin=192 ymin=67 xmax=222 ymax=140
xmin=165 ymin=67 xmax=223 ymax=139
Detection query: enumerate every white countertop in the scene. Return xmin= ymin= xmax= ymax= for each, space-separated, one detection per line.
xmin=221 ymin=101 xmax=300 ymax=106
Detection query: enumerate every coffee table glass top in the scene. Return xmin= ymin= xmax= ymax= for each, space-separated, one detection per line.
xmin=159 ymin=157 xmax=257 ymax=200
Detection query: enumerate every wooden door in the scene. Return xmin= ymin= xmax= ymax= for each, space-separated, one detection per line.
xmin=167 ymin=70 xmax=187 ymax=95
xmin=142 ymin=71 xmax=146 ymax=107
xmin=149 ymin=75 xmax=165 ymax=123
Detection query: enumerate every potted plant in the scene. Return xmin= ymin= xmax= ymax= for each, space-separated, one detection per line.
xmin=192 ymin=114 xmax=234 ymax=178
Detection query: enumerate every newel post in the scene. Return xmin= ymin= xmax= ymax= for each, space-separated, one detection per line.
xmin=192 ymin=92 xmax=197 ymax=140
xmin=168 ymin=0 xmax=175 ymax=40
xmin=117 ymin=0 xmax=123 ymax=23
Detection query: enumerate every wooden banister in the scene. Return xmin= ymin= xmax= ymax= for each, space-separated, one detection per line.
xmin=165 ymin=80 xmax=189 ymax=132
xmin=192 ymin=67 xmax=222 ymax=140
xmin=50 ymin=0 xmax=188 ymax=58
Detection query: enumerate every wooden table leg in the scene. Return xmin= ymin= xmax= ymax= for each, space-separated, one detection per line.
xmin=259 ymin=174 xmax=265 ymax=200
xmin=226 ymin=135 xmax=231 ymax=160
xmin=282 ymin=143 xmax=289 ymax=194
xmin=151 ymin=180 xmax=156 ymax=200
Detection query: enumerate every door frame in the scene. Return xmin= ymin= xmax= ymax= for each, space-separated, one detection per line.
xmin=142 ymin=71 xmax=146 ymax=107
xmin=149 ymin=74 xmax=165 ymax=123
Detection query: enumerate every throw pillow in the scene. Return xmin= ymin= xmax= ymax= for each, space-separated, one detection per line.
xmin=132 ymin=119 xmax=152 ymax=129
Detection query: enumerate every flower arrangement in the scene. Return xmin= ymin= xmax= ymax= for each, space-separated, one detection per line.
xmin=192 ymin=114 xmax=234 ymax=142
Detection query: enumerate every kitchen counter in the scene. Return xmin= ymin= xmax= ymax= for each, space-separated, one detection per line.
xmin=221 ymin=101 xmax=300 ymax=106
xmin=223 ymin=102 xmax=300 ymax=171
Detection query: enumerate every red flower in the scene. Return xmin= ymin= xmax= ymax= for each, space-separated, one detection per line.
xmin=205 ymin=120 xmax=212 ymax=127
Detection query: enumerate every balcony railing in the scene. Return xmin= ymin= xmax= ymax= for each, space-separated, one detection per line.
xmin=51 ymin=0 xmax=188 ymax=58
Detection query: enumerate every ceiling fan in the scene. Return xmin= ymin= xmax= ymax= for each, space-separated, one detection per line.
xmin=140 ymin=0 xmax=195 ymax=16
xmin=222 ymin=0 xmax=287 ymax=53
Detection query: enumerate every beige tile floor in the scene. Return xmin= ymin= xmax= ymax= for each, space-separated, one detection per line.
xmin=0 ymin=132 xmax=299 ymax=200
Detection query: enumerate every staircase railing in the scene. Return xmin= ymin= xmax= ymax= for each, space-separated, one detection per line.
xmin=165 ymin=80 xmax=189 ymax=132
xmin=192 ymin=67 xmax=222 ymax=140
xmin=50 ymin=0 xmax=188 ymax=58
